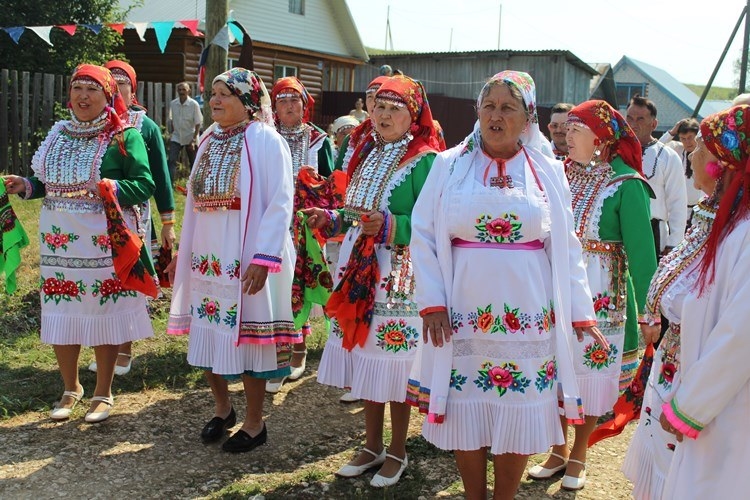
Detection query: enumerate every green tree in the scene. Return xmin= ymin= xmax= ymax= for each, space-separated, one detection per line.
xmin=0 ymin=0 xmax=140 ymax=74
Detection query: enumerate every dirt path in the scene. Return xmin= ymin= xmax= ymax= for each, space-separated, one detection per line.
xmin=0 ymin=359 xmax=636 ymax=499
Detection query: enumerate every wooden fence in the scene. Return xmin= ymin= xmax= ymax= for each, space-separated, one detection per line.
xmin=1 ymin=68 xmax=181 ymax=176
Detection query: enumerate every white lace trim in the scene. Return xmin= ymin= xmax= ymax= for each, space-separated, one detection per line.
xmin=382 ymin=154 xmax=426 ymax=211
xmin=587 ymin=180 xmax=623 ymax=240
xmin=452 ymin=337 xmax=553 ymax=360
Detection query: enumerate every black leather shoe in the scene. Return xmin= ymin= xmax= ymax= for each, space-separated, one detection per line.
xmin=200 ymin=407 xmax=236 ymax=443
xmin=222 ymin=424 xmax=267 ymax=453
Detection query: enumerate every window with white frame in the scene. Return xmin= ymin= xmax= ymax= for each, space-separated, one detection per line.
xmin=274 ymin=65 xmax=298 ymax=82
xmin=289 ymin=0 xmax=304 ymax=15
xmin=616 ymin=83 xmax=646 ymax=110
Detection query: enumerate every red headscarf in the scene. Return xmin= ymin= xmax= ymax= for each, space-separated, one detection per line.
xmin=348 ymin=75 xmax=442 ymax=178
xmin=566 ymin=100 xmax=643 ymax=175
xmin=103 ymin=60 xmax=142 ymax=107
xmin=70 ymin=64 xmax=129 ymax=153
xmin=697 ymin=104 xmax=750 ymax=290
xmin=366 ymin=75 xmax=390 ymax=94
xmin=271 ymin=76 xmax=314 ymax=122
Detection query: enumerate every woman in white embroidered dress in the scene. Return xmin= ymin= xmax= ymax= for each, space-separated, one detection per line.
xmin=265 ymin=76 xmax=334 ymax=392
xmin=656 ymin=105 xmax=750 ymax=498
xmin=305 ymin=75 xmax=441 ymax=487
xmin=621 ymin=111 xmax=721 ymax=500
xmin=408 ymin=71 xmax=602 ymax=500
xmin=167 ymin=68 xmax=295 ymax=453
xmin=3 ymin=64 xmax=155 ymax=423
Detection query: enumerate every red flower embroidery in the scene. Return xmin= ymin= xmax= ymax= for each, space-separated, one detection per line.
xmin=485 ymin=218 xmax=512 ymax=238
xmin=488 ymin=366 xmax=513 ymax=388
xmin=477 ymin=312 xmax=494 ymax=333
xmin=503 ymin=312 xmax=521 ymax=332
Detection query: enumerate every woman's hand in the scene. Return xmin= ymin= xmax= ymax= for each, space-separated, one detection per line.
xmin=422 ymin=310 xmax=452 ymax=347
xmin=659 ymin=411 xmax=684 ymax=442
xmin=160 ymin=224 xmax=176 ymax=249
xmin=573 ymin=325 xmax=610 ymax=350
xmin=301 ymin=207 xmax=329 ymax=230
xmin=3 ymin=175 xmax=25 ymax=195
xmin=360 ymin=210 xmax=384 ymax=236
xmin=165 ymin=251 xmax=178 ymax=284
xmin=241 ymin=264 xmax=269 ymax=295
xmin=641 ymin=324 xmax=661 ymax=345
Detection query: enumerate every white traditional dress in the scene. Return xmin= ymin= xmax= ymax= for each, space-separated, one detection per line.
xmin=316 ymin=132 xmax=435 ymax=402
xmin=25 ymin=114 xmax=155 ymax=346
xmin=658 ymin=215 xmax=750 ymax=498
xmin=408 ymin=136 xmax=595 ymax=455
xmin=567 ymin=158 xmax=656 ymax=415
xmin=168 ymin=121 xmax=297 ymax=377
xmin=622 ymin=198 xmax=716 ymax=500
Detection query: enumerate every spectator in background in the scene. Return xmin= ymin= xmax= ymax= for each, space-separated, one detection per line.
xmin=349 ymin=98 xmax=369 ymax=123
xmin=168 ymin=82 xmax=203 ymax=181
xmin=330 ymin=115 xmax=359 ymax=160
xmin=660 ymin=118 xmax=704 ymax=225
xmin=548 ymin=103 xmax=574 ymax=161
xmin=379 ymin=64 xmax=393 ymax=76
xmin=625 ymin=95 xmax=686 ymax=258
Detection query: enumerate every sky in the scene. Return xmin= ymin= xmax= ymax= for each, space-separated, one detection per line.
xmin=344 ymin=0 xmax=749 ymax=89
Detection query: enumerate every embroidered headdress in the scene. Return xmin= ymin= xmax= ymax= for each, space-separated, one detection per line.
xmin=698 ymin=104 xmax=750 ymax=289
xmin=271 ymin=76 xmax=314 ymax=122
xmin=566 ymin=100 xmax=643 ymax=175
xmin=103 ymin=60 xmax=141 ymax=107
xmin=213 ymin=67 xmax=273 ymax=127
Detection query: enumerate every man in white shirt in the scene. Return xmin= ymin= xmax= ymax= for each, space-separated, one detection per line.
xmin=547 ymin=102 xmax=573 ymax=161
xmin=625 ymin=95 xmax=687 ymax=258
xmin=168 ymin=82 xmax=203 ymax=182
xmin=659 ymin=118 xmax=703 ymax=226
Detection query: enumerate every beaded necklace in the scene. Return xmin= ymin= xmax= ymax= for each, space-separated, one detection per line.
xmin=642 ymin=140 xmax=664 ymax=180
xmin=567 ymin=160 xmax=613 ymax=238
xmin=645 ymin=196 xmax=717 ymax=316
xmin=343 ymin=131 xmax=411 ymax=222
xmin=191 ymin=120 xmax=248 ymax=211
xmin=279 ymin=122 xmax=311 ymax=177
xmin=42 ymin=111 xmax=109 ymax=199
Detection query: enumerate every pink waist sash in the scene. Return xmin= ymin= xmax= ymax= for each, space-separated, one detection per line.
xmin=451 ymin=238 xmax=544 ymax=250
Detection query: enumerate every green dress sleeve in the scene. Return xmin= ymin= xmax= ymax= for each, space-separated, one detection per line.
xmin=385 ymin=153 xmax=436 ymax=246
xmin=139 ymin=115 xmax=174 ymax=214
xmin=316 ymin=136 xmax=334 ymax=177
xmin=100 ymin=128 xmax=155 ymax=206
xmin=333 ymin=134 xmax=350 ymax=171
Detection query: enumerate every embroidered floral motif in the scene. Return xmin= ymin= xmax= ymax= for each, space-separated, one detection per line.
xmin=534 ymin=359 xmax=557 ymax=392
xmin=41 ymin=272 xmax=86 ymax=304
xmin=223 ymin=304 xmax=237 ymax=328
xmin=225 ymin=259 xmax=241 ymax=280
xmin=467 ymin=304 xmax=534 ymax=334
xmin=196 ymin=297 xmax=221 ymax=324
xmin=41 ymin=225 xmax=79 ymax=253
xmin=582 ymin=341 xmax=618 ymax=370
xmin=332 ymin=320 xmax=343 ymax=339
xmin=375 ymin=319 xmax=419 ymax=352
xmin=450 ymin=368 xmax=467 ymax=391
xmin=91 ymin=274 xmax=137 ymax=305
xmin=191 ymin=253 xmax=222 ymax=276
xmin=592 ymin=291 xmax=613 ymax=319
xmin=702 ymin=106 xmax=750 ymax=163
xmin=659 ymin=362 xmax=677 ymax=388
xmin=475 ymin=213 xmax=522 ymax=243
xmin=474 ymin=361 xmax=531 ymax=397
xmin=451 ymin=309 xmax=464 ymax=334
xmin=91 ymin=233 xmax=111 ymax=252
xmin=534 ymin=301 xmax=555 ymax=333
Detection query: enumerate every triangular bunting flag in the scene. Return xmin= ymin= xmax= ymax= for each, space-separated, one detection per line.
xmin=107 ymin=23 xmax=125 ymax=35
xmin=130 ymin=22 xmax=148 ymax=42
xmin=4 ymin=27 xmax=25 ymax=44
xmin=82 ymin=24 xmax=102 ymax=34
xmin=56 ymin=24 xmax=76 ymax=36
xmin=209 ymin=25 xmax=229 ymax=51
xmin=151 ymin=21 xmax=174 ymax=53
xmin=178 ymin=19 xmax=199 ymax=36
xmin=227 ymin=22 xmax=243 ymax=45
xmin=29 ymin=26 xmax=53 ymax=46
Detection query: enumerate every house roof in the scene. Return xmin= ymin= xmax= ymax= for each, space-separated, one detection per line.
xmin=613 ymin=56 xmax=724 ymax=118
xmin=367 ymin=49 xmax=598 ymax=76
xmin=120 ymin=0 xmax=368 ymax=62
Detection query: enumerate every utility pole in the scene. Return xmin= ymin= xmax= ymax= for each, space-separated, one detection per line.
xmin=741 ymin=0 xmax=750 ymax=93
xmin=497 ymin=3 xmax=502 ymax=50
xmin=203 ymin=0 xmax=228 ymax=128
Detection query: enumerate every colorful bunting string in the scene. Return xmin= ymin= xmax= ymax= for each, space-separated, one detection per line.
xmin=1 ymin=20 xmax=202 ymax=54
